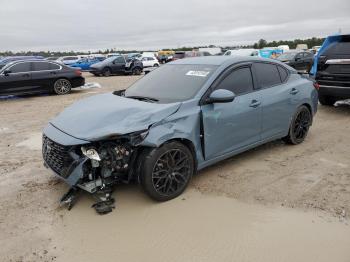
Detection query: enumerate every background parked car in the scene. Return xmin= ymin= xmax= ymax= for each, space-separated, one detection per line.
xmin=141 ymin=57 xmax=160 ymax=68
xmin=0 ymin=56 xmax=44 ymax=69
xmin=223 ymin=49 xmax=260 ymax=57
xmin=0 ymin=60 xmax=85 ymax=96
xmin=90 ymin=55 xmax=143 ymax=76
xmin=277 ymin=51 xmax=314 ymax=72
xmin=70 ymin=57 xmax=105 ymax=71
xmin=313 ymin=34 xmax=350 ymax=105
xmin=56 ymin=56 xmax=80 ymax=65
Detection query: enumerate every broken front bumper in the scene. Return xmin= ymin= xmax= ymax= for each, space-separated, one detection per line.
xmin=42 ymin=123 xmax=89 ymax=186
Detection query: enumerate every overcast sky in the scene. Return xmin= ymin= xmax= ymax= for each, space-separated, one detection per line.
xmin=0 ymin=0 xmax=349 ymax=52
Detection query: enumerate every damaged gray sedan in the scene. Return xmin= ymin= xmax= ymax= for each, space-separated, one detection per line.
xmin=42 ymin=56 xmax=318 ymax=213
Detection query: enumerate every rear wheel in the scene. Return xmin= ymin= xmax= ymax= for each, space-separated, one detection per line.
xmin=132 ymin=67 xmax=142 ymax=75
xmin=140 ymin=142 xmax=194 ymax=201
xmin=53 ymin=79 xmax=72 ymax=95
xmin=283 ymin=106 xmax=312 ymax=145
xmin=319 ymin=95 xmax=337 ymax=106
xmin=153 ymin=63 xmax=159 ymax=67
xmin=102 ymin=67 xmax=111 ymax=77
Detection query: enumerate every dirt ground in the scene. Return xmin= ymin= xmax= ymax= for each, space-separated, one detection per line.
xmin=0 ymin=73 xmax=350 ymax=262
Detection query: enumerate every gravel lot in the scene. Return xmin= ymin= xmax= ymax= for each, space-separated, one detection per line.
xmin=0 ymin=73 xmax=349 ymax=261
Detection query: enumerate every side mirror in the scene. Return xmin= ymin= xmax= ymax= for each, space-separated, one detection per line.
xmin=206 ymin=89 xmax=235 ymax=104
xmin=3 ymin=70 xmax=11 ymax=76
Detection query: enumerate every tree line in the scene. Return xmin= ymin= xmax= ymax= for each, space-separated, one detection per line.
xmin=0 ymin=37 xmax=326 ymax=57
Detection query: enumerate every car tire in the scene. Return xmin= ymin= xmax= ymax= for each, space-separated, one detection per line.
xmin=140 ymin=141 xmax=194 ymax=201
xmin=53 ymin=79 xmax=72 ymax=95
xmin=153 ymin=63 xmax=159 ymax=67
xmin=102 ymin=67 xmax=111 ymax=77
xmin=319 ymin=95 xmax=337 ymax=106
xmin=132 ymin=67 xmax=142 ymax=75
xmin=283 ymin=105 xmax=312 ymax=145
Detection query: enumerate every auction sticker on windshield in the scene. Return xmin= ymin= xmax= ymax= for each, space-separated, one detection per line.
xmin=186 ymin=71 xmax=210 ymax=77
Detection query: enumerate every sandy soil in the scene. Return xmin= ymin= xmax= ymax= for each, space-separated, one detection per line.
xmin=0 ymin=73 xmax=349 ymax=262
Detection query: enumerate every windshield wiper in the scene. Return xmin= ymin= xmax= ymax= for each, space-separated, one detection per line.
xmin=126 ymin=96 xmax=159 ymax=103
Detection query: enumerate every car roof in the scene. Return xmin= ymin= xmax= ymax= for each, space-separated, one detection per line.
xmin=3 ymin=59 xmax=61 ymax=67
xmin=170 ymin=55 xmax=282 ymax=66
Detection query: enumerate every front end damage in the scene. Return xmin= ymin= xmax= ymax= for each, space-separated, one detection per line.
xmin=43 ymin=128 xmax=148 ymax=214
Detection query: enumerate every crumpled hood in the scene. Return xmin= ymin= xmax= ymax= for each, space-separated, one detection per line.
xmin=51 ymin=93 xmax=181 ymax=141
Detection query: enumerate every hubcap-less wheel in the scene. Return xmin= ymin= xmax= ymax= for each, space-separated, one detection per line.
xmin=152 ymin=149 xmax=191 ymax=197
xmin=53 ymin=79 xmax=71 ymax=95
xmin=133 ymin=68 xmax=141 ymax=75
xmin=103 ymin=68 xmax=111 ymax=77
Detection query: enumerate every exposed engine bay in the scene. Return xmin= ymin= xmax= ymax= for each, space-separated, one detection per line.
xmin=44 ymin=130 xmax=148 ymax=214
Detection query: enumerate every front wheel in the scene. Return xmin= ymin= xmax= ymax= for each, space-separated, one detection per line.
xmin=132 ymin=67 xmax=142 ymax=75
xmin=53 ymin=79 xmax=72 ymax=95
xmin=102 ymin=67 xmax=111 ymax=77
xmin=283 ymin=106 xmax=312 ymax=145
xmin=140 ymin=142 xmax=194 ymax=201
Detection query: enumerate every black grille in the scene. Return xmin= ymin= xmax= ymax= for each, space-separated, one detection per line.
xmin=42 ymin=135 xmax=74 ymax=178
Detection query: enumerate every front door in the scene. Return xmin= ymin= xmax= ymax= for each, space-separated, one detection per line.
xmin=0 ymin=62 xmax=32 ymax=95
xmin=111 ymin=56 xmax=126 ymax=74
xmin=201 ymin=66 xmax=262 ymax=160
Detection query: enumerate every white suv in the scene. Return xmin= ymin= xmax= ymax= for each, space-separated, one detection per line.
xmin=141 ymin=57 xmax=159 ymax=68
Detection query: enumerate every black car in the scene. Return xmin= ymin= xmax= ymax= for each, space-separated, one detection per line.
xmin=277 ymin=51 xmax=314 ymax=72
xmin=90 ymin=56 xmax=143 ymax=77
xmin=316 ymin=35 xmax=350 ymax=105
xmin=0 ymin=60 xmax=85 ymax=96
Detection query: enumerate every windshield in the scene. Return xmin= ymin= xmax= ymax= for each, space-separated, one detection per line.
xmin=125 ymin=64 xmax=218 ymax=103
xmin=277 ymin=52 xmax=297 ymax=60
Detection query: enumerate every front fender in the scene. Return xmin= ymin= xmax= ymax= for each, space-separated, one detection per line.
xmin=140 ymin=109 xmax=204 ymax=163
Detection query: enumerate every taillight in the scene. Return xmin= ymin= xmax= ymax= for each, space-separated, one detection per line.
xmin=75 ymin=69 xmax=82 ymax=76
xmin=313 ymin=82 xmax=320 ymax=90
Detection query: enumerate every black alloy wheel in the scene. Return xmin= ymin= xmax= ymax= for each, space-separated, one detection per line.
xmin=283 ymin=106 xmax=312 ymax=145
xmin=140 ymin=142 xmax=194 ymax=201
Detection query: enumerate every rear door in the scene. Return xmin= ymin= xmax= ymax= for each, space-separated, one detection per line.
xmin=31 ymin=61 xmax=61 ymax=92
xmin=253 ymin=62 xmax=296 ymax=139
xmin=0 ymin=62 xmax=32 ymax=95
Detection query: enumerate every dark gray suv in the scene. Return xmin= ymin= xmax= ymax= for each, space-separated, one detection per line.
xmin=90 ymin=56 xmax=143 ymax=76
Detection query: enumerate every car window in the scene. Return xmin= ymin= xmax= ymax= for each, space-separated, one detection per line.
xmin=9 ymin=62 xmax=31 ymax=73
xmin=215 ymin=67 xmax=254 ymax=95
xmin=277 ymin=66 xmax=288 ymax=82
xmin=254 ymin=63 xmax=281 ymax=88
xmin=295 ymin=53 xmax=303 ymax=59
xmin=114 ymin=56 xmax=125 ymax=63
xmin=49 ymin=63 xmax=61 ymax=70
xmin=324 ymin=41 xmax=350 ymax=55
xmin=125 ymin=64 xmax=218 ymax=103
xmin=32 ymin=62 xmax=51 ymax=71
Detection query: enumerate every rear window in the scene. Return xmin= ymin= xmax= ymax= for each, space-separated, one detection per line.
xmin=32 ymin=62 xmax=51 ymax=71
xmin=324 ymin=41 xmax=350 ymax=55
xmin=277 ymin=66 xmax=289 ymax=82
xmin=254 ymin=63 xmax=281 ymax=88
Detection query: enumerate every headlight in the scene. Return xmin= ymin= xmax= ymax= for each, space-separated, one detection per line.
xmin=81 ymin=147 xmax=101 ymax=161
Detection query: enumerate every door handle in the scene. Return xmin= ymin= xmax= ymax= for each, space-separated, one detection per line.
xmin=290 ymin=88 xmax=299 ymax=95
xmin=50 ymin=71 xmax=57 ymax=75
xmin=22 ymin=73 xmax=30 ymax=77
xmin=249 ymin=100 xmax=261 ymax=108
